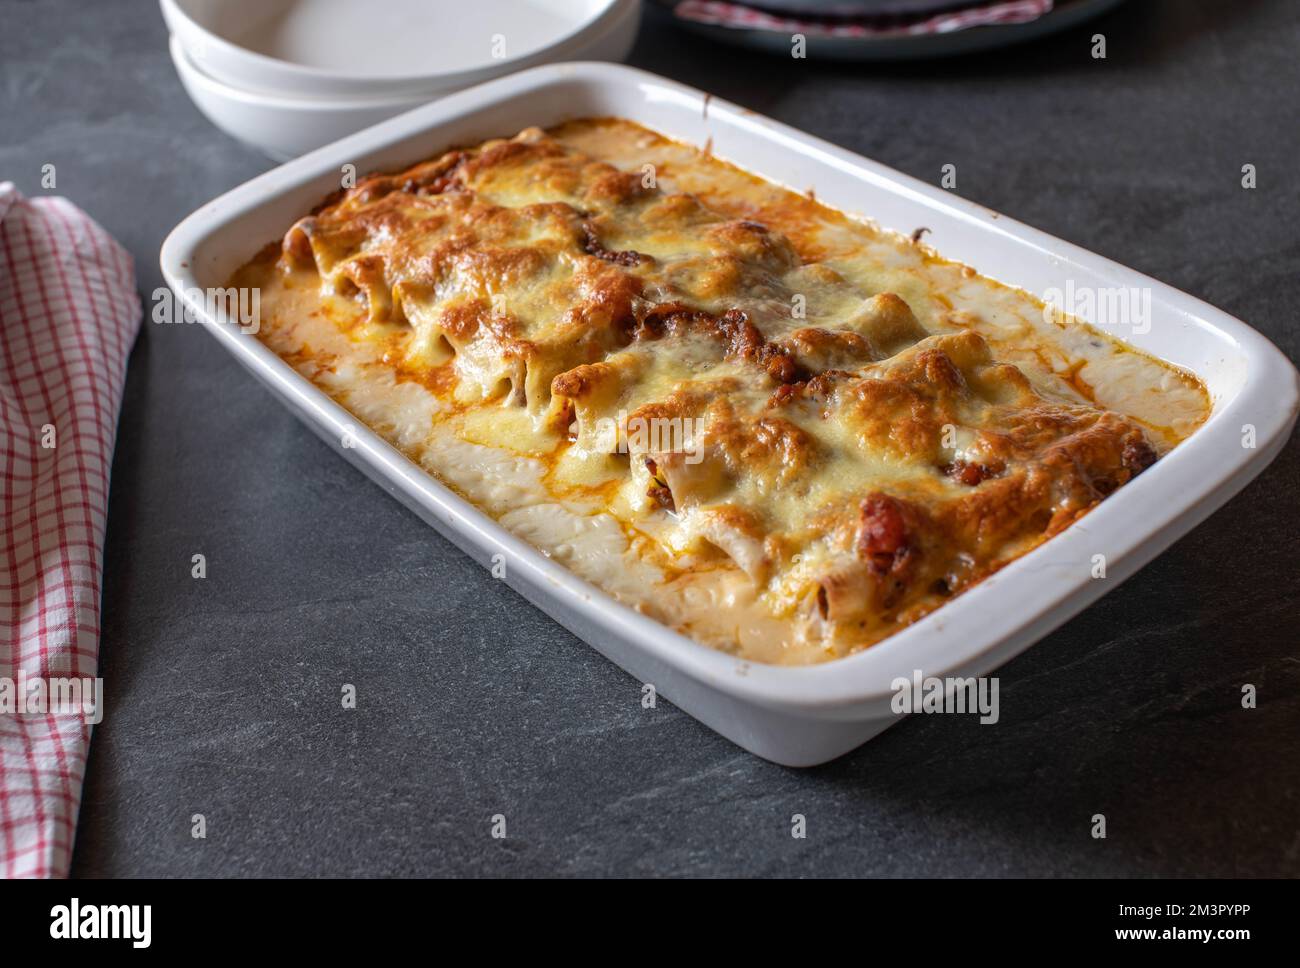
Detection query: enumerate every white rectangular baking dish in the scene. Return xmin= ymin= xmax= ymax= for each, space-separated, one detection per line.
xmin=161 ymin=62 xmax=1299 ymax=766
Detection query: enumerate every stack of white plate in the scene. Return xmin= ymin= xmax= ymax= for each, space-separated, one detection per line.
xmin=163 ymin=0 xmax=643 ymax=160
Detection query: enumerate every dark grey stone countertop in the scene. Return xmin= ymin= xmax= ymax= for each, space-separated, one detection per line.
xmin=2 ymin=0 xmax=1296 ymax=877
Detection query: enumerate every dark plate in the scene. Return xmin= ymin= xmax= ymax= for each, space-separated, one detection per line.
xmin=656 ymin=0 xmax=1129 ymax=61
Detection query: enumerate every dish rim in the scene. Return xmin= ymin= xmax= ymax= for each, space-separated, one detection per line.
xmin=159 ymin=61 xmax=1299 ymax=716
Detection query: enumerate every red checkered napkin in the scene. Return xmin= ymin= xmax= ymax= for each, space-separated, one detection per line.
xmin=674 ymin=0 xmax=1053 ymax=37
xmin=0 ymin=183 xmax=140 ymax=877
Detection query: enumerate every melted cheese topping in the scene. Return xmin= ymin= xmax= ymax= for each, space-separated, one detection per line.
xmin=233 ymin=118 xmax=1210 ymax=666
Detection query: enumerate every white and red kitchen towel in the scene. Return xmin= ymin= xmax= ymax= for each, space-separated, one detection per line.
xmin=674 ymin=0 xmax=1053 ymax=37
xmin=0 ymin=183 xmax=140 ymax=877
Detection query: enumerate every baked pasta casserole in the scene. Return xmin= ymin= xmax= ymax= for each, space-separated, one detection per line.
xmin=232 ymin=118 xmax=1210 ymax=665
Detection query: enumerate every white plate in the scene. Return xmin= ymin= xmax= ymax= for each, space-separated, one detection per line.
xmin=161 ymin=0 xmax=634 ymax=99
xmin=167 ymin=4 xmax=643 ymax=160
xmin=169 ymin=35 xmax=436 ymax=162
xmin=160 ymin=63 xmax=1299 ymax=766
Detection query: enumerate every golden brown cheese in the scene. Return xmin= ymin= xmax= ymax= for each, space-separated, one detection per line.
xmin=233 ymin=118 xmax=1211 ymax=665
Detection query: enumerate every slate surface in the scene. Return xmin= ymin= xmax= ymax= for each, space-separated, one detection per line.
xmin=0 ymin=0 xmax=1296 ymax=876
